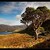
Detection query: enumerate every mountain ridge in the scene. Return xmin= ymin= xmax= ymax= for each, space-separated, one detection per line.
xmin=0 ymin=24 xmax=26 ymax=32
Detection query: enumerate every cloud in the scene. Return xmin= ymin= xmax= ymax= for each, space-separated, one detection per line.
xmin=16 ymin=14 xmax=23 ymax=25
xmin=0 ymin=18 xmax=23 ymax=26
xmin=16 ymin=15 xmax=22 ymax=20
xmin=0 ymin=2 xmax=27 ymax=14
xmin=0 ymin=2 xmax=17 ymax=14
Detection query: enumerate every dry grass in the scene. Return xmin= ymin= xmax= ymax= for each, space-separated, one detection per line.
xmin=0 ymin=33 xmax=50 ymax=48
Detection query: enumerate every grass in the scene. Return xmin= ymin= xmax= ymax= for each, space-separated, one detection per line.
xmin=0 ymin=33 xmax=35 ymax=48
xmin=0 ymin=32 xmax=50 ymax=48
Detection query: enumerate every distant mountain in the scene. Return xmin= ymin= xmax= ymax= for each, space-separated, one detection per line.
xmin=0 ymin=24 xmax=27 ymax=32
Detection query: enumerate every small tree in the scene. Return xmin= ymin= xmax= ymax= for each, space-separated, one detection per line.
xmin=35 ymin=27 xmax=45 ymax=40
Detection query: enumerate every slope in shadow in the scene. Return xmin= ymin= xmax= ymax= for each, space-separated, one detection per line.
xmin=30 ymin=39 xmax=50 ymax=48
xmin=41 ymin=20 xmax=50 ymax=33
xmin=16 ymin=26 xmax=35 ymax=36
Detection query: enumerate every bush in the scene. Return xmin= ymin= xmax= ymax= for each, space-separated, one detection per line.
xmin=37 ymin=27 xmax=45 ymax=33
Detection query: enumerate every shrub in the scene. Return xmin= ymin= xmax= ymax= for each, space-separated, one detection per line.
xmin=37 ymin=27 xmax=45 ymax=33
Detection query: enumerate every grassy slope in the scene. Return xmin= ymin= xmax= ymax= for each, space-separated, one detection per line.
xmin=0 ymin=32 xmax=50 ymax=48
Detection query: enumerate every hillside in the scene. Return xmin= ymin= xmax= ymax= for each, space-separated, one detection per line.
xmin=0 ymin=24 xmax=26 ymax=32
xmin=0 ymin=33 xmax=50 ymax=48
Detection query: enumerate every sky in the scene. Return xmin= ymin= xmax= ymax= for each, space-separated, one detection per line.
xmin=0 ymin=2 xmax=50 ymax=26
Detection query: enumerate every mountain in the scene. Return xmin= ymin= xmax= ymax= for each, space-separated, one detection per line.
xmin=0 ymin=24 xmax=27 ymax=32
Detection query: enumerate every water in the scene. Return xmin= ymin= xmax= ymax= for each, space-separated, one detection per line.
xmin=0 ymin=32 xmax=12 ymax=35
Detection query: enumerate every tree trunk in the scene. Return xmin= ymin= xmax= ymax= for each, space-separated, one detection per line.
xmin=32 ymin=20 xmax=39 ymax=40
xmin=35 ymin=35 xmax=38 ymax=40
xmin=35 ymin=30 xmax=38 ymax=40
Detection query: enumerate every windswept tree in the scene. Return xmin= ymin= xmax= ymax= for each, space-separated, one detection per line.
xmin=21 ymin=6 xmax=50 ymax=40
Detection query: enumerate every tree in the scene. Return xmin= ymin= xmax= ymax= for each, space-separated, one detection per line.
xmin=21 ymin=6 xmax=50 ymax=40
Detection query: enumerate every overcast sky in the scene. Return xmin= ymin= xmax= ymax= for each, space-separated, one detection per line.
xmin=0 ymin=2 xmax=50 ymax=26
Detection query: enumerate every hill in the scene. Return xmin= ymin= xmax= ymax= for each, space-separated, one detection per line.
xmin=0 ymin=24 xmax=26 ymax=32
xmin=0 ymin=33 xmax=50 ymax=48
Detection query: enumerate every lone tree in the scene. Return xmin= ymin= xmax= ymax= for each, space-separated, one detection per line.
xmin=21 ymin=6 xmax=50 ymax=40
